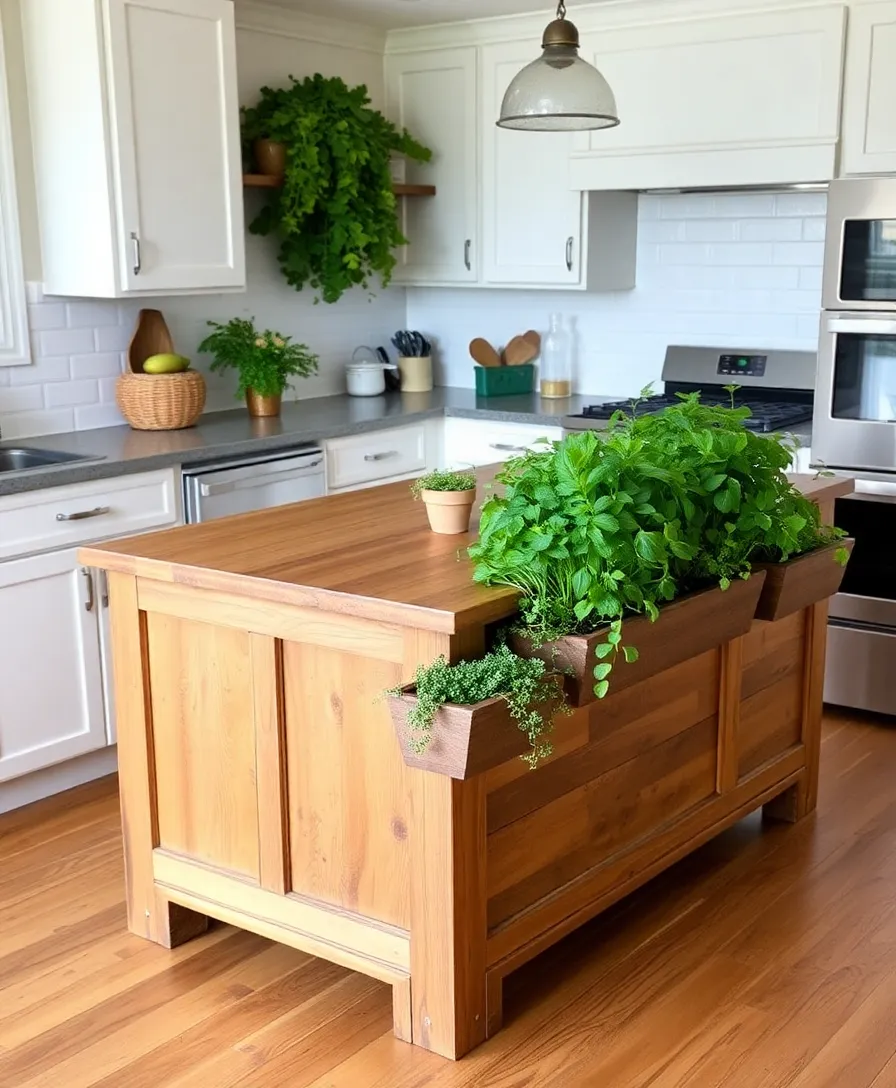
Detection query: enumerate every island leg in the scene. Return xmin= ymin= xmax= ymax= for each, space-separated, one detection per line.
xmin=764 ymin=601 xmax=829 ymax=824
xmin=108 ymin=572 xmax=209 ymax=947
xmin=409 ymin=771 xmax=488 ymax=1059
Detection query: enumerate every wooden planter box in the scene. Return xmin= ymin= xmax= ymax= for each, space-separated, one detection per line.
xmin=754 ymin=538 xmax=854 ymax=622
xmin=387 ymin=679 xmax=564 ymax=780
xmin=507 ymin=573 xmax=766 ymax=707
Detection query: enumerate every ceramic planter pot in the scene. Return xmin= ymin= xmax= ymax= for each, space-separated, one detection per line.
xmin=508 ymin=574 xmax=767 ymax=708
xmin=422 ymin=488 xmax=476 ymax=534
xmin=753 ymin=538 xmax=854 ymax=622
xmin=246 ymin=389 xmax=282 ymax=418
xmin=253 ymin=138 xmax=286 ymax=177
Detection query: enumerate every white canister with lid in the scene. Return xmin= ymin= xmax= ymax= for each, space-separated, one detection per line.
xmin=346 ymin=361 xmax=387 ymax=397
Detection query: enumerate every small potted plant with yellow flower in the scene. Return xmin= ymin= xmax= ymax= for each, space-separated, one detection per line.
xmin=198 ymin=317 xmax=319 ymax=418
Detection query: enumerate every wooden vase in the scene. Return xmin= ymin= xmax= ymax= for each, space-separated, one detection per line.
xmin=246 ymin=389 xmax=282 ymax=418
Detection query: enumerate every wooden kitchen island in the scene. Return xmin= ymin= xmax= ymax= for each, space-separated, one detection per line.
xmin=79 ymin=470 xmax=853 ymax=1060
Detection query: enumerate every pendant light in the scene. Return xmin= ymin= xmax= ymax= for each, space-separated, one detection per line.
xmin=497 ymin=1 xmax=620 ymax=132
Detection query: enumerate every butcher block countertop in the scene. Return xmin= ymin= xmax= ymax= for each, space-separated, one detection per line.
xmin=79 ymin=471 xmax=854 ymax=635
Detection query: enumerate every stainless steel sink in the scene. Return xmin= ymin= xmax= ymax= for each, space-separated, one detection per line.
xmin=0 ymin=447 xmax=97 ymax=474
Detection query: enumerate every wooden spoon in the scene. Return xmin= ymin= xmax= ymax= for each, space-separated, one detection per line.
xmin=522 ymin=329 xmax=541 ymax=354
xmin=503 ymin=335 xmax=539 ymax=366
xmin=469 ymin=337 xmax=502 ymax=368
xmin=128 ymin=309 xmax=175 ymax=374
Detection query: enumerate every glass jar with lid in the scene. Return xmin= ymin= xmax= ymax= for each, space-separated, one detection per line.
xmin=540 ymin=313 xmax=572 ymax=398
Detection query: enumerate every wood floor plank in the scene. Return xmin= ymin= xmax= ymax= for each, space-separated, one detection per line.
xmin=2 ymin=711 xmax=896 ymax=1086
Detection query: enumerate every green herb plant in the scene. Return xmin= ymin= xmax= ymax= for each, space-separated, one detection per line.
xmin=469 ymin=390 xmax=846 ymax=699
xmin=198 ymin=318 xmax=319 ymax=399
xmin=242 ymin=76 xmax=431 ymax=304
xmin=388 ymin=645 xmax=568 ymax=768
xmin=411 ymin=470 xmax=477 ymax=498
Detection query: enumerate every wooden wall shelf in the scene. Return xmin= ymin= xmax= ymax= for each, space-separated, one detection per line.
xmin=242 ymin=174 xmax=435 ymax=197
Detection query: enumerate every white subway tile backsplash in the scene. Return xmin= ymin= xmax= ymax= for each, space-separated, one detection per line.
xmin=711 ymin=194 xmax=777 ymax=218
xmin=1 ymin=409 xmax=75 ymax=439
xmin=66 ymin=301 xmax=121 ymax=328
xmin=9 ymin=357 xmax=71 ymax=385
xmin=70 ymin=352 xmax=125 ymax=380
xmin=732 ymin=266 xmax=800 ymax=290
xmin=774 ymin=191 xmax=828 ymax=218
xmin=38 ymin=327 xmax=96 ymax=357
xmin=771 ymin=241 xmax=825 ymax=266
xmin=45 ymin=379 xmax=100 ymax=408
xmin=26 ymin=302 xmax=67 ymax=332
xmin=94 ymin=324 xmax=134 ymax=353
xmin=709 ymin=243 xmax=775 ymax=266
xmin=799 ymin=266 xmax=824 ymax=291
xmin=73 ymin=403 xmax=125 ymax=430
xmin=802 ymin=217 xmax=827 ymax=243
xmin=98 ymin=376 xmax=119 ymax=403
xmin=684 ymin=220 xmax=738 ymax=243
xmin=0 ymin=386 xmax=44 ymax=413
xmin=658 ymin=243 xmax=713 ymax=265
xmin=738 ymin=218 xmax=803 ymax=242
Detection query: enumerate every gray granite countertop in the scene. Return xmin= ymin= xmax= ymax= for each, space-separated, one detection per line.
xmin=0 ymin=387 xmax=620 ymax=496
xmin=0 ymin=386 xmax=813 ymax=497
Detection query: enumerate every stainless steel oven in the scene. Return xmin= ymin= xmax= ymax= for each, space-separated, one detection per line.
xmin=826 ymin=476 xmax=896 ymax=715
xmin=823 ymin=178 xmax=896 ymax=313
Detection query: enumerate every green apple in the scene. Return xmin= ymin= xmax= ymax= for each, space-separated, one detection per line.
xmin=143 ymin=353 xmax=190 ymax=374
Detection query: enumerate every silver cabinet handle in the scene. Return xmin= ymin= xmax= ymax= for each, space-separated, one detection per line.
xmin=464 ymin=239 xmax=472 ymax=271
xmin=198 ymin=459 xmax=323 ymax=497
xmin=364 ymin=451 xmax=398 ymax=462
xmin=81 ymin=568 xmax=95 ymax=613
xmin=566 ymin=236 xmax=574 ymax=272
xmin=490 ymin=443 xmax=527 ymax=453
xmin=131 ymin=231 xmax=141 ymax=276
xmin=100 ymin=568 xmax=109 ymax=609
xmin=56 ymin=505 xmax=110 ymax=522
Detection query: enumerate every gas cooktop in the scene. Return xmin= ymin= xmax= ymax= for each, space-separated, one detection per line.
xmin=564 ymin=345 xmax=816 ymax=434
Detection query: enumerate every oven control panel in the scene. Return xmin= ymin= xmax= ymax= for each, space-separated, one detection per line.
xmin=717 ymin=353 xmax=768 ymax=378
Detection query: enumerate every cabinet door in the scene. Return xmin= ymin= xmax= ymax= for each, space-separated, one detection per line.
xmin=387 ymin=48 xmax=479 ymax=285
xmin=105 ymin=0 xmax=245 ymax=292
xmin=481 ymin=43 xmax=583 ymax=286
xmin=841 ymin=1 xmax=896 ymax=175
xmin=0 ymin=550 xmax=106 ymax=782
xmin=443 ymin=418 xmax=563 ymax=466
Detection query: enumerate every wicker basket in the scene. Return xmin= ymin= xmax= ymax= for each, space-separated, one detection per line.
xmin=117 ymin=308 xmax=206 ymax=430
xmin=116 ymin=370 xmax=207 ymax=431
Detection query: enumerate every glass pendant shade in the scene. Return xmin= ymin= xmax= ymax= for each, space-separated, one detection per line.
xmin=497 ymin=10 xmax=620 ymax=131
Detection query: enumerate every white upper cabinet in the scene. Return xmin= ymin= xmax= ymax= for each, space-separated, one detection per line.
xmin=24 ymin=0 xmax=245 ymax=297
xmin=386 ymin=48 xmax=479 ymax=286
xmin=481 ymin=42 xmax=583 ymax=287
xmin=841 ymin=1 xmax=896 ymax=175
xmin=570 ymin=5 xmax=847 ymax=191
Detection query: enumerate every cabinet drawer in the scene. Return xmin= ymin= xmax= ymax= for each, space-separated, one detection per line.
xmin=443 ymin=418 xmax=562 ymax=466
xmin=326 ymin=426 xmax=426 ymax=490
xmin=0 ymin=469 xmax=179 ymax=560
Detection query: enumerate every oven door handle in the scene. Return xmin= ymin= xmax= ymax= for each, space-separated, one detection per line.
xmin=826 ymin=316 xmax=896 ymax=336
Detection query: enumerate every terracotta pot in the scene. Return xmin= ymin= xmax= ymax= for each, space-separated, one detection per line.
xmin=246 ymin=389 xmax=282 ymax=418
xmin=253 ymin=138 xmax=286 ymax=177
xmin=422 ymin=488 xmax=476 ymax=535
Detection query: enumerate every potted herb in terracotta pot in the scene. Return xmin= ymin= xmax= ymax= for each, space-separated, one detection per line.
xmin=198 ymin=317 xmax=319 ymax=418
xmin=412 ymin=470 xmax=477 ymax=535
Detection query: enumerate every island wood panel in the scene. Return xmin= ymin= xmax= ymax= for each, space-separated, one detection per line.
xmin=737 ymin=612 xmax=807 ymax=780
xmin=486 ymin=716 xmax=719 ymax=931
xmin=145 ymin=612 xmax=260 ymax=881
xmin=282 ymin=640 xmax=411 ymax=930
xmin=486 ymin=649 xmax=720 ymax=834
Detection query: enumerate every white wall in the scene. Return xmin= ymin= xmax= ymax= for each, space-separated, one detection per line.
xmin=409 ymin=190 xmax=826 ymax=398
xmin=0 ymin=1 xmax=407 ymax=439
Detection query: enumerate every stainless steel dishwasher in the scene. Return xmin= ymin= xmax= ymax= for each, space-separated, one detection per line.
xmin=182 ymin=446 xmax=325 ymax=524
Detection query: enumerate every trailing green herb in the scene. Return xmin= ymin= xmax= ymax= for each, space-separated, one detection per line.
xmin=411 ymin=470 xmax=477 ymax=498
xmin=387 ymin=645 xmax=568 ymax=767
xmin=242 ymin=76 xmax=431 ymax=304
xmin=470 ymin=389 xmax=845 ymax=698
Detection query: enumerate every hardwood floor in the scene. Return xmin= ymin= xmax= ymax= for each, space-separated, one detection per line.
xmin=2 ymin=708 xmax=896 ymax=1086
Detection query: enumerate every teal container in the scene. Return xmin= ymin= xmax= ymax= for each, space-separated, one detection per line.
xmin=474 ymin=364 xmax=534 ymax=398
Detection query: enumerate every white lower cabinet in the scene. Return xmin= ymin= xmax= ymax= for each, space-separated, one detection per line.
xmin=443 ymin=418 xmax=563 ymax=467
xmin=0 ymin=549 xmax=106 ymax=782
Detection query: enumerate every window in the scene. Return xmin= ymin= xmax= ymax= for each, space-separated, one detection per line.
xmin=0 ymin=11 xmax=30 ymax=367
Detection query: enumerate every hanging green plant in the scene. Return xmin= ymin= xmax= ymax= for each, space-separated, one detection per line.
xmin=241 ymin=75 xmax=431 ymax=304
